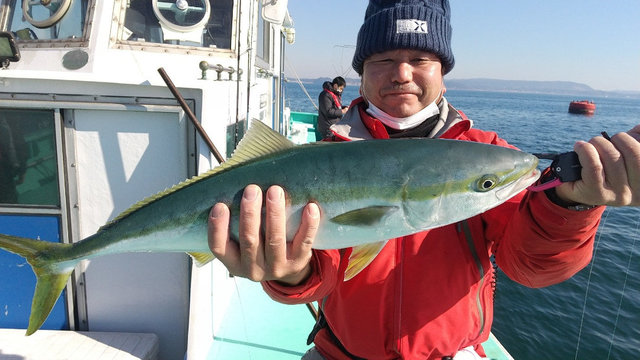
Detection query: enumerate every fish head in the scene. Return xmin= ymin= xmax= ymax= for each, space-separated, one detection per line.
xmin=400 ymin=141 xmax=540 ymax=231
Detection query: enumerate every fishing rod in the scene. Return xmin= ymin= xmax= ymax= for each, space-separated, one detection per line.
xmin=528 ymin=131 xmax=612 ymax=192
xmin=157 ymin=67 xmax=225 ymax=164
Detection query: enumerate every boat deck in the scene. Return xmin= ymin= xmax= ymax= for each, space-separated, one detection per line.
xmin=0 ymin=275 xmax=513 ymax=360
xmin=208 ymin=277 xmax=314 ymax=359
xmin=207 ymin=277 xmax=513 ymax=359
xmin=0 ymin=329 xmax=158 ymax=359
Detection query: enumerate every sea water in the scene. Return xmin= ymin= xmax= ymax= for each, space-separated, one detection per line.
xmin=286 ymin=82 xmax=640 ymax=360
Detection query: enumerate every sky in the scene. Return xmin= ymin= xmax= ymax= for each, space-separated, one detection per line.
xmin=285 ymin=1 xmax=640 ymax=92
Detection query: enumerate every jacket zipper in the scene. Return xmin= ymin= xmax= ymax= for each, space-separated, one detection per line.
xmin=459 ymin=220 xmax=486 ymax=340
xmin=394 ymin=238 xmax=404 ymax=354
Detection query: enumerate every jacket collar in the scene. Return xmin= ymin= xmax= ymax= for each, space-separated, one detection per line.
xmin=330 ymin=96 xmax=472 ymax=141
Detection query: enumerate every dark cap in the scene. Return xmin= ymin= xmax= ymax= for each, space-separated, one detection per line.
xmin=352 ymin=0 xmax=454 ymax=75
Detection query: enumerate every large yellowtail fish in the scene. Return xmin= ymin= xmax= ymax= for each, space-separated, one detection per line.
xmin=0 ymin=121 xmax=539 ymax=335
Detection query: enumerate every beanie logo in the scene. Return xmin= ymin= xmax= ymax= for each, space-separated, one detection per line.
xmin=396 ymin=19 xmax=428 ymax=34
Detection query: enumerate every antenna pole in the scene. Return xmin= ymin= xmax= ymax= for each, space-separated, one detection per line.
xmin=158 ymin=67 xmax=225 ymax=164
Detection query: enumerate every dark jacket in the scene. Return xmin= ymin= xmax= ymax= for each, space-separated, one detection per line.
xmin=316 ymin=81 xmax=343 ymax=140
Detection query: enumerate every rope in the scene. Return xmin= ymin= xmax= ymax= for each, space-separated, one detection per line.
xmin=285 ymin=58 xmax=318 ymax=111
xmin=574 ymin=209 xmax=610 ymax=360
xmin=232 ymin=276 xmax=253 ymax=359
xmin=606 ymin=210 xmax=639 ymax=359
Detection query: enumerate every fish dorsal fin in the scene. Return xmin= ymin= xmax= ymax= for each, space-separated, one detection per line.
xmin=100 ymin=121 xmax=294 ymax=231
xmin=344 ymin=241 xmax=388 ymax=281
xmin=225 ymin=120 xmax=295 ymax=165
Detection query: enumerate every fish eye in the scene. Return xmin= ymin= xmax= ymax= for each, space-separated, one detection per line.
xmin=475 ymin=175 xmax=499 ymax=192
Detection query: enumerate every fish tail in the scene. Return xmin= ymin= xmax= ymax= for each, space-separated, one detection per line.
xmin=0 ymin=233 xmax=75 ymax=335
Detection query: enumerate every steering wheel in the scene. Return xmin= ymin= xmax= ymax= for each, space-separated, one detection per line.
xmin=22 ymin=0 xmax=72 ymax=28
xmin=152 ymin=0 xmax=211 ymax=32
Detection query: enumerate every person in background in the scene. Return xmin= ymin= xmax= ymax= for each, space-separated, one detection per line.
xmin=208 ymin=0 xmax=640 ymax=359
xmin=316 ymin=76 xmax=348 ymax=141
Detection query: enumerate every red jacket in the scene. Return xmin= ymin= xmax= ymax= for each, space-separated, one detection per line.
xmin=264 ymin=99 xmax=604 ymax=359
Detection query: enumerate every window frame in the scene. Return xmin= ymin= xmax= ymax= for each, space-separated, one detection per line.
xmin=255 ymin=0 xmax=271 ymax=68
xmin=111 ymin=0 xmax=238 ymax=56
xmin=0 ymin=0 xmax=94 ymax=48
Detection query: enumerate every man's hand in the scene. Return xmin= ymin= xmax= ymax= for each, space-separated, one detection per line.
xmin=556 ymin=125 xmax=640 ymax=207
xmin=208 ymin=184 xmax=320 ymax=286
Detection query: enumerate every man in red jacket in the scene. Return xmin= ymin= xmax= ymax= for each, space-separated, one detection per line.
xmin=208 ymin=0 xmax=640 ymax=358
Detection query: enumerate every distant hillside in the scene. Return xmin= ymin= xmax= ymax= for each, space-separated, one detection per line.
xmin=289 ymin=77 xmax=361 ymax=87
xmin=446 ymin=78 xmax=594 ymax=94
xmin=287 ymin=77 xmax=640 ymax=99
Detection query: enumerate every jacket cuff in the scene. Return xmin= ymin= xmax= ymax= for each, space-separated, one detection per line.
xmin=530 ymin=190 xmax=605 ymax=231
xmin=262 ymin=249 xmax=340 ymax=304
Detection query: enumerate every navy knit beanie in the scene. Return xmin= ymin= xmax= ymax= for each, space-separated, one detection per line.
xmin=352 ymin=0 xmax=454 ymax=75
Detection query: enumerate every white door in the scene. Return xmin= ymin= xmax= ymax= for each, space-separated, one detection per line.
xmin=71 ymin=108 xmax=190 ymax=360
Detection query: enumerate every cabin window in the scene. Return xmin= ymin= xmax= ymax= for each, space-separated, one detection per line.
xmin=0 ymin=107 xmax=67 ymax=331
xmin=120 ymin=0 xmax=234 ymax=50
xmin=3 ymin=0 xmax=91 ymax=42
xmin=0 ymin=108 xmax=59 ymax=206
xmin=256 ymin=0 xmax=271 ymax=64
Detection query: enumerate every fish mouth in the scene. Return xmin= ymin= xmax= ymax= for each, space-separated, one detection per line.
xmin=495 ymin=167 xmax=541 ymax=201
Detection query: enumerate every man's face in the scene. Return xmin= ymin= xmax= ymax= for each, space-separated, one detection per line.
xmin=361 ymin=49 xmax=443 ymax=118
xmin=333 ymin=84 xmax=345 ymax=94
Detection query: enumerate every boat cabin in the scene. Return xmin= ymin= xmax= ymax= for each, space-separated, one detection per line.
xmin=0 ymin=1 xmax=308 ymax=358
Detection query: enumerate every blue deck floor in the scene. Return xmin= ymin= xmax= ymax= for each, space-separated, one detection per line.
xmin=207 ymin=277 xmax=314 ymax=359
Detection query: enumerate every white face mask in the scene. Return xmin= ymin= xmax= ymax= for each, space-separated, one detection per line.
xmin=366 ymin=91 xmax=442 ymax=130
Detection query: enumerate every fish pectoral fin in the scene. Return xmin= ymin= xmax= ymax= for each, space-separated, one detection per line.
xmin=344 ymin=241 xmax=388 ymax=281
xmin=330 ymin=206 xmax=398 ymax=226
xmin=188 ymin=252 xmax=216 ymax=267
